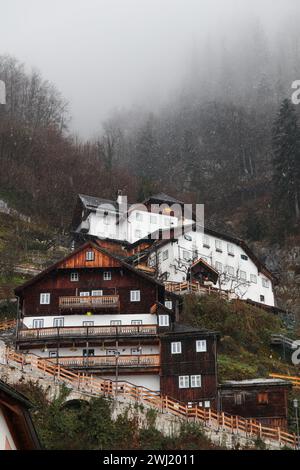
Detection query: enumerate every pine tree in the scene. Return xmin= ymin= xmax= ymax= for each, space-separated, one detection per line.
xmin=272 ymin=99 xmax=300 ymax=230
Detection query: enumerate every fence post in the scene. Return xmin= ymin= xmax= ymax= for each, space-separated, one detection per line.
xmin=259 ymin=423 xmax=262 ymax=438
xmin=222 ymin=412 xmax=225 ymax=429
xmin=277 ymin=427 xmax=281 ymax=445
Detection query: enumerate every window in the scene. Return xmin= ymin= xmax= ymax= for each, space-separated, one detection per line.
xmin=239 ymin=270 xmax=247 ymax=281
xmin=241 ymin=254 xmax=248 ymax=261
xmin=86 ymin=251 xmax=95 ymax=261
xmin=110 ymin=320 xmax=122 ymax=326
xmin=80 ymin=291 xmax=90 ymax=297
xmin=83 ymin=321 xmax=94 ymax=326
xmin=131 ymin=347 xmax=142 ymax=355
xmin=262 ymin=278 xmax=269 ymax=288
xmin=33 ymin=319 xmax=44 ymax=329
xmin=191 ymin=375 xmax=202 ymax=388
xmin=136 ymin=212 xmax=143 ymax=221
xmin=130 ymin=290 xmax=141 ymax=302
xmin=53 ymin=318 xmax=64 ymax=328
xmin=49 ymin=351 xmax=57 ymax=358
xmin=164 ymin=300 xmax=173 ymax=310
xmin=226 ymin=266 xmax=234 ymax=277
xmin=135 ymin=229 xmax=142 ymax=239
xmin=250 ymin=274 xmax=257 ymax=284
xmin=227 ymin=243 xmax=234 ymax=256
xmin=131 ymin=320 xmax=142 ymax=325
xmin=215 ymin=261 xmax=223 ymax=273
xmin=179 ymin=376 xmax=189 ymax=389
xmin=234 ymin=393 xmax=244 ymax=405
xmin=196 ymin=340 xmax=207 ymax=352
xmin=260 ymin=295 xmax=265 ymax=303
xmin=183 ymin=250 xmax=191 ymax=261
xmin=70 ymin=272 xmax=79 ymax=282
xmin=171 ymin=342 xmax=182 ymax=354
xmin=83 ymin=349 xmax=95 ymax=357
xmin=204 ymin=401 xmax=211 ymax=408
xmin=91 ymin=290 xmax=103 ymax=296
xmin=103 ymin=271 xmax=112 ymax=280
xmin=40 ymin=293 xmax=50 ymax=305
xmin=150 ymin=215 xmax=157 ymax=224
xmin=257 ymin=392 xmax=269 ymax=404
xmin=159 ymin=315 xmax=169 ymax=327
xmin=162 ymin=250 xmax=169 ymax=261
xmin=215 ymin=239 xmax=222 ymax=252
xmin=203 ymin=235 xmax=210 ymax=248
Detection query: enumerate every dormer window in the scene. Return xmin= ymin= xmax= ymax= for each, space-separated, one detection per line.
xmin=70 ymin=272 xmax=79 ymax=282
xmin=86 ymin=251 xmax=95 ymax=261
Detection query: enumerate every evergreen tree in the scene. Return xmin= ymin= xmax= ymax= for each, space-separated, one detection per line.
xmin=272 ymin=99 xmax=300 ymax=230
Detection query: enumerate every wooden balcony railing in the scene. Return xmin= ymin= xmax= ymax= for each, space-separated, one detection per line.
xmin=17 ymin=324 xmax=158 ymax=340
xmin=48 ymin=354 xmax=160 ymax=369
xmin=164 ymin=281 xmax=237 ymax=300
xmin=59 ymin=295 xmax=119 ymax=310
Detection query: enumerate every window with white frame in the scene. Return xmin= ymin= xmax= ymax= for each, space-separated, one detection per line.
xmin=136 ymin=212 xmax=143 ymax=221
xmin=240 ymin=270 xmax=247 ymax=281
xmin=83 ymin=321 xmax=94 ymax=326
xmin=203 ymin=235 xmax=210 ymax=248
xmin=110 ymin=320 xmax=122 ymax=326
xmin=179 ymin=376 xmax=189 ymax=389
xmin=171 ymin=342 xmax=182 ymax=354
xmin=49 ymin=351 xmax=57 ymax=358
xmin=226 ymin=265 xmax=234 ymax=277
xmin=70 ymin=272 xmax=79 ymax=282
xmin=196 ymin=340 xmax=207 ymax=352
xmin=159 ymin=315 xmax=169 ymax=327
xmin=131 ymin=320 xmax=142 ymax=325
xmin=215 ymin=239 xmax=222 ymax=252
xmin=215 ymin=261 xmax=223 ymax=273
xmin=262 ymin=278 xmax=269 ymax=288
xmin=162 ymin=250 xmax=169 ymax=261
xmin=86 ymin=251 xmax=95 ymax=261
xmin=191 ymin=375 xmax=202 ymax=388
xmin=103 ymin=271 xmax=112 ymax=280
xmin=130 ymin=290 xmax=141 ymax=302
xmin=53 ymin=318 xmax=64 ymax=328
xmin=33 ymin=319 xmax=44 ymax=329
xmin=164 ymin=300 xmax=172 ymax=310
xmin=40 ymin=293 xmax=50 ymax=305
xmin=204 ymin=401 xmax=211 ymax=408
xmin=250 ymin=274 xmax=257 ymax=284
xmin=91 ymin=290 xmax=103 ymax=296
xmin=227 ymin=243 xmax=234 ymax=256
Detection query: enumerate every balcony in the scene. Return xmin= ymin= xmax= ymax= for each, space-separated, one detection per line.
xmin=59 ymin=295 xmax=120 ymax=311
xmin=47 ymin=354 xmax=160 ymax=370
xmin=17 ymin=324 xmax=158 ymax=341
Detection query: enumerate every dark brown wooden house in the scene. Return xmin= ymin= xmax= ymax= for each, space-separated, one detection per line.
xmin=160 ymin=324 xmax=219 ymax=407
xmin=219 ymin=379 xmax=292 ymax=430
xmin=0 ymin=379 xmax=40 ymax=450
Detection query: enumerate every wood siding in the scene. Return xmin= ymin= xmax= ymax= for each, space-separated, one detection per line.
xmin=160 ymin=333 xmax=218 ymax=404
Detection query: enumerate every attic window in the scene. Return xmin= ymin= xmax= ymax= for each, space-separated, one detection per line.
xmin=70 ymin=272 xmax=79 ymax=282
xmin=86 ymin=251 xmax=95 ymax=261
xmin=241 ymin=254 xmax=248 ymax=261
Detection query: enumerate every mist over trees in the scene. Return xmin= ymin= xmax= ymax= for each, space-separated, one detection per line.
xmin=1 ymin=11 xmax=300 ymax=240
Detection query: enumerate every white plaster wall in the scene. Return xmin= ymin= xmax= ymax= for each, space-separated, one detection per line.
xmin=153 ymin=230 xmax=275 ymax=307
xmin=23 ymin=314 xmax=158 ymax=329
xmin=28 ymin=344 xmax=159 ymax=358
xmin=0 ymin=408 xmax=17 ymax=450
xmin=102 ymin=374 xmax=160 ymax=392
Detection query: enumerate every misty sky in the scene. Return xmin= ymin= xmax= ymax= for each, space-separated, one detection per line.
xmin=1 ymin=0 xmax=299 ymax=138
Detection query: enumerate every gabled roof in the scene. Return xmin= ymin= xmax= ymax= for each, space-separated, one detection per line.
xmin=191 ymin=258 xmax=219 ymax=284
xmin=15 ymin=241 xmax=165 ymax=294
xmin=143 ymin=193 xmax=185 ymax=205
xmin=78 ymin=194 xmax=118 ymax=210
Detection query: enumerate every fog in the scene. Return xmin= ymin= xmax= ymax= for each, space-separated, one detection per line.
xmin=1 ymin=0 xmax=300 ymax=138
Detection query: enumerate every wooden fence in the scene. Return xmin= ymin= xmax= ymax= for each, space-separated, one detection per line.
xmin=4 ymin=348 xmax=298 ymax=449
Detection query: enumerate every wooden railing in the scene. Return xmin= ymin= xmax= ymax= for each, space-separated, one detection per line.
xmin=0 ymin=319 xmax=16 ymax=331
xmin=164 ymin=281 xmax=237 ymax=300
xmin=47 ymin=354 xmax=160 ymax=369
xmin=4 ymin=348 xmax=298 ymax=449
xmin=270 ymin=373 xmax=300 ymax=389
xmin=59 ymin=295 xmax=119 ymax=310
xmin=17 ymin=324 xmax=158 ymax=340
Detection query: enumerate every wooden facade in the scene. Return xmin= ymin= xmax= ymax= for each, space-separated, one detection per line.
xmin=160 ymin=325 xmax=219 ymax=406
xmin=219 ymin=379 xmax=292 ymax=430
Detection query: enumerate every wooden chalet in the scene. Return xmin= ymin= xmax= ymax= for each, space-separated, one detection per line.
xmin=0 ymin=379 xmax=40 ymax=450
xmin=219 ymin=379 xmax=292 ymax=430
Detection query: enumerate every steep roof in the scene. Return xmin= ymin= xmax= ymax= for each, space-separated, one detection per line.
xmin=15 ymin=241 xmax=165 ymax=294
xmin=78 ymin=194 xmax=118 ymax=211
xmin=143 ymin=193 xmax=185 ymax=205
